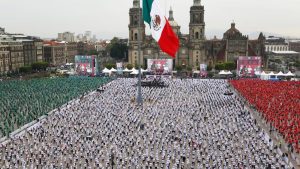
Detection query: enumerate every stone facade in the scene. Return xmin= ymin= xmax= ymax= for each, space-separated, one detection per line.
xmin=289 ymin=41 xmax=300 ymax=53
xmin=66 ymin=43 xmax=78 ymax=63
xmin=128 ymin=0 xmax=265 ymax=68
xmin=265 ymin=36 xmax=289 ymax=52
xmin=0 ymin=43 xmax=10 ymax=74
xmin=43 ymin=42 xmax=66 ymax=66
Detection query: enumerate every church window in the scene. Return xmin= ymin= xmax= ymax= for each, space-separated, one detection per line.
xmin=134 ymin=33 xmax=138 ymax=40
xmin=195 ymin=32 xmax=199 ymax=39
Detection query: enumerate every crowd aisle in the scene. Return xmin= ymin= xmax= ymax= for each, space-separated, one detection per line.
xmin=0 ymin=77 xmax=110 ymax=137
xmin=231 ymin=80 xmax=300 ymax=154
xmin=0 ymin=79 xmax=294 ymax=168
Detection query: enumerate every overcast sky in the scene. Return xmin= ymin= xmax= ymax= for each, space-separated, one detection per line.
xmin=1 ymin=0 xmax=299 ymax=39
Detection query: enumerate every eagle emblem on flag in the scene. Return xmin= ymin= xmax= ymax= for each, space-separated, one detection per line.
xmin=152 ymin=15 xmax=161 ymax=31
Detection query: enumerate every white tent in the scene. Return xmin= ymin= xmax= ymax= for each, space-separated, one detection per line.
xmin=219 ymin=70 xmax=226 ymax=75
xmin=276 ymin=71 xmax=285 ymax=76
xmin=102 ymin=68 xmax=111 ymax=74
xmin=219 ymin=70 xmax=232 ymax=75
xmin=269 ymin=71 xmax=275 ymax=76
xmin=130 ymin=70 xmax=139 ymax=75
xmin=131 ymin=68 xmax=137 ymax=72
xmin=260 ymin=71 xmax=267 ymax=76
xmin=225 ymin=71 xmax=232 ymax=75
xmin=123 ymin=68 xmax=132 ymax=72
xmin=193 ymin=70 xmax=200 ymax=74
xmin=285 ymin=71 xmax=295 ymax=76
xmin=141 ymin=68 xmax=148 ymax=73
xmin=110 ymin=68 xmax=117 ymax=72
xmin=260 ymin=71 xmax=269 ymax=80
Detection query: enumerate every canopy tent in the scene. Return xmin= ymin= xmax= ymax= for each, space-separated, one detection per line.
xmin=219 ymin=70 xmax=232 ymax=75
xmin=102 ymin=68 xmax=111 ymax=74
xmin=285 ymin=71 xmax=295 ymax=76
xmin=141 ymin=68 xmax=148 ymax=73
xmin=259 ymin=71 xmax=269 ymax=80
xmin=276 ymin=71 xmax=285 ymax=76
xmin=260 ymin=71 xmax=267 ymax=76
xmin=268 ymin=72 xmax=275 ymax=76
xmin=110 ymin=68 xmax=117 ymax=72
xmin=123 ymin=68 xmax=132 ymax=72
xmin=65 ymin=63 xmax=74 ymax=66
xmin=131 ymin=68 xmax=137 ymax=72
xmin=193 ymin=70 xmax=200 ymax=74
xmin=130 ymin=70 xmax=139 ymax=75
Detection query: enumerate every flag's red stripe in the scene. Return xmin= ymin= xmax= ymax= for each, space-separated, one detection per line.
xmin=158 ymin=19 xmax=179 ymax=58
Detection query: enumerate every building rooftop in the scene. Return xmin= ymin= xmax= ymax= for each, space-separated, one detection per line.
xmin=272 ymin=51 xmax=299 ymax=54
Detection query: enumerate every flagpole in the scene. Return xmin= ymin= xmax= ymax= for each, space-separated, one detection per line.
xmin=137 ymin=1 xmax=143 ymax=106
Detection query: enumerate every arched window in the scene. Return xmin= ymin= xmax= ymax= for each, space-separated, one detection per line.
xmin=134 ymin=33 xmax=138 ymax=40
xmin=195 ymin=32 xmax=199 ymax=39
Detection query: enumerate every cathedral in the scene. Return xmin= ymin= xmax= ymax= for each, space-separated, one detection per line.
xmin=128 ymin=0 xmax=266 ymax=68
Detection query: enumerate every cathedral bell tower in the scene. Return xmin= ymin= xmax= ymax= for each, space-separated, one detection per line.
xmin=129 ymin=0 xmax=145 ymax=43
xmin=189 ymin=0 xmax=205 ymax=41
xmin=188 ymin=0 xmax=206 ymax=67
xmin=128 ymin=0 xmax=145 ymax=66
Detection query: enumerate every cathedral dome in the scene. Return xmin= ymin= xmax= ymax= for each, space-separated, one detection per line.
xmin=168 ymin=7 xmax=180 ymax=27
xmin=224 ymin=23 xmax=240 ymax=36
xmin=223 ymin=22 xmax=246 ymax=40
xmin=169 ymin=20 xmax=179 ymax=27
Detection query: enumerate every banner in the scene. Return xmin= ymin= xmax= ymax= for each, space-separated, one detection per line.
xmin=116 ymin=62 xmax=123 ymax=74
xmin=200 ymin=64 xmax=208 ymax=77
xmin=147 ymin=59 xmax=173 ymax=74
xmin=75 ymin=55 xmax=98 ymax=76
xmin=237 ymin=56 xmax=262 ymax=77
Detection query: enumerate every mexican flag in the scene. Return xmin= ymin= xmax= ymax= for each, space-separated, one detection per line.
xmin=143 ymin=0 xmax=179 ymax=58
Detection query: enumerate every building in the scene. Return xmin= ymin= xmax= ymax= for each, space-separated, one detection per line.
xmin=265 ymin=36 xmax=289 ymax=53
xmin=0 ymin=27 xmax=5 ymax=34
xmin=66 ymin=42 xmax=78 ymax=63
xmin=267 ymin=51 xmax=300 ymax=72
xmin=128 ymin=0 xmax=265 ymax=68
xmin=289 ymin=41 xmax=300 ymax=53
xmin=12 ymin=35 xmax=44 ymax=66
xmin=43 ymin=41 xmax=66 ymax=66
xmin=84 ymin=31 xmax=92 ymax=41
xmin=0 ymin=41 xmax=10 ymax=74
xmin=43 ymin=41 xmax=79 ymax=66
xmin=34 ymin=39 xmax=44 ymax=62
xmin=0 ymin=35 xmax=24 ymax=74
xmin=58 ymin=32 xmax=75 ymax=42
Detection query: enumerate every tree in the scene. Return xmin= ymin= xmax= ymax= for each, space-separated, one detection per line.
xmin=224 ymin=62 xmax=236 ymax=70
xmin=19 ymin=66 xmax=32 ymax=74
xmin=126 ymin=64 xmax=133 ymax=69
xmin=105 ymin=63 xmax=116 ymax=69
xmin=215 ymin=63 xmax=225 ymax=71
xmin=107 ymin=37 xmax=128 ymax=60
xmin=87 ymin=50 xmax=99 ymax=55
xmin=175 ymin=65 xmax=183 ymax=72
xmin=207 ymin=65 xmax=213 ymax=71
xmin=32 ymin=62 xmax=49 ymax=71
xmin=186 ymin=66 xmax=193 ymax=71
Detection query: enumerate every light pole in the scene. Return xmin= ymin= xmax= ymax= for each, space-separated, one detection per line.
xmin=137 ymin=2 xmax=143 ymax=106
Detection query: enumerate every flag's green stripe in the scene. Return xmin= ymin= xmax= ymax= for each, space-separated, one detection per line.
xmin=143 ymin=0 xmax=154 ymax=25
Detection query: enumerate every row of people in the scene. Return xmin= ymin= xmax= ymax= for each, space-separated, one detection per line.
xmin=0 ymin=76 xmax=110 ymax=137
xmin=230 ymin=79 xmax=300 ymax=154
xmin=0 ymin=79 xmax=293 ymax=168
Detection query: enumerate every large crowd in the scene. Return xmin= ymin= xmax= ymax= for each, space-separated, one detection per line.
xmin=0 ymin=79 xmax=294 ymax=168
xmin=0 ymin=77 xmax=110 ymax=137
xmin=231 ymin=79 xmax=300 ymax=154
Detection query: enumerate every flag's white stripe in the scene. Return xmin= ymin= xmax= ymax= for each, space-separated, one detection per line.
xmin=150 ymin=0 xmax=166 ymax=42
